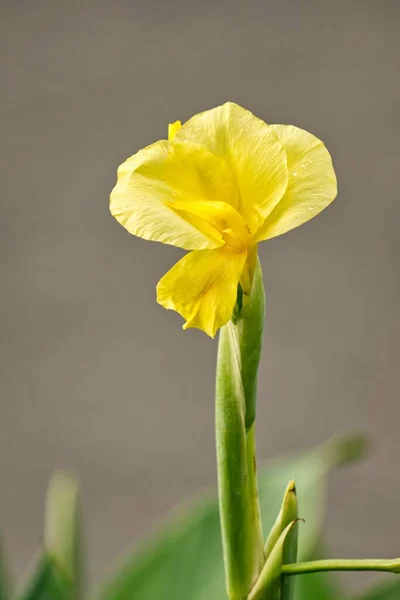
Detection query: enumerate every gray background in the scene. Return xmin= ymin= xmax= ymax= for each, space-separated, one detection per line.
xmin=1 ymin=0 xmax=399 ymax=594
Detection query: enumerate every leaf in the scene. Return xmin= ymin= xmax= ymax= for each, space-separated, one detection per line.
xmin=353 ymin=579 xmax=400 ymax=600
xmin=0 ymin=538 xmax=10 ymax=600
xmin=15 ymin=554 xmax=71 ymax=600
xmin=258 ymin=435 xmax=367 ymax=562
xmin=294 ymin=563 xmax=341 ymax=600
xmin=45 ymin=472 xmax=82 ymax=600
xmin=93 ymin=435 xmax=365 ymax=600
xmin=15 ymin=472 xmax=82 ymax=600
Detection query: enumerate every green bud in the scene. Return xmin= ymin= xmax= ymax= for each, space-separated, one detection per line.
xmin=248 ymin=520 xmax=300 ymax=600
xmin=234 ymin=258 xmax=265 ymax=430
xmin=263 ymin=480 xmax=299 ymax=600
xmin=264 ymin=480 xmax=298 ymax=560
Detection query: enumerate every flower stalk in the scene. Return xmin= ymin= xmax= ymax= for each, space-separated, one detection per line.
xmin=216 ymin=260 xmax=265 ymax=600
xmin=282 ymin=558 xmax=400 ymax=576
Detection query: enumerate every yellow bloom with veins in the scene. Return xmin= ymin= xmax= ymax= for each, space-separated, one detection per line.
xmin=110 ymin=102 xmax=337 ymax=337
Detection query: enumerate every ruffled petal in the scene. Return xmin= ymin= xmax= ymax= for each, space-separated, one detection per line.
xmin=156 ymin=247 xmax=247 ymax=338
xmin=254 ymin=125 xmax=337 ymax=242
xmin=110 ymin=139 xmax=239 ymax=250
xmin=176 ymin=102 xmax=289 ymax=233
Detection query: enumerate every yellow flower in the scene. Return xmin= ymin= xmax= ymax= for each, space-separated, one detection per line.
xmin=110 ymin=103 xmax=337 ymax=337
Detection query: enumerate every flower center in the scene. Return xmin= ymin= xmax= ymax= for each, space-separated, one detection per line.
xmin=167 ymin=199 xmax=252 ymax=252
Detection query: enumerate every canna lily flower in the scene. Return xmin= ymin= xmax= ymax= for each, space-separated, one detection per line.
xmin=110 ymin=103 xmax=337 ymax=337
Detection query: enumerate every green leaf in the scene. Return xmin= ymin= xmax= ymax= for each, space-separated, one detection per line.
xmin=45 ymin=472 xmax=82 ymax=600
xmin=259 ymin=435 xmax=366 ymax=563
xmin=354 ymin=580 xmax=400 ymax=600
xmin=16 ymin=472 xmax=82 ymax=600
xmin=15 ymin=553 xmax=71 ymax=600
xmin=0 ymin=538 xmax=10 ymax=600
xmin=295 ymin=570 xmax=339 ymax=600
xmin=93 ymin=435 xmax=364 ymax=600
xmin=283 ymin=544 xmax=342 ymax=600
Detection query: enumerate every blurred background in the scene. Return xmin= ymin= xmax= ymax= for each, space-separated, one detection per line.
xmin=1 ymin=0 xmax=399 ymax=594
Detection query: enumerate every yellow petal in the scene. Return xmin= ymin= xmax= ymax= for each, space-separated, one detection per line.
xmin=176 ymin=102 xmax=288 ymax=233
xmin=156 ymin=247 xmax=247 ymax=338
xmin=254 ymin=125 xmax=337 ymax=242
xmin=110 ymin=140 xmax=226 ymax=250
xmin=168 ymin=120 xmax=182 ymax=141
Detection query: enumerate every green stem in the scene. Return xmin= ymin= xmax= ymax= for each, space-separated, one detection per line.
xmin=246 ymin=424 xmax=264 ymax=557
xmin=215 ymin=260 xmax=266 ymax=600
xmin=216 ymin=323 xmax=263 ymax=600
xmin=282 ymin=559 xmax=400 ymax=577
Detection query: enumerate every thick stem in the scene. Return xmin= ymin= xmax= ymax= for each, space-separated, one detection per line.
xmin=215 ymin=260 xmax=266 ymax=600
xmin=216 ymin=323 xmax=263 ymax=600
xmin=246 ymin=424 xmax=264 ymax=558
xmin=235 ymin=257 xmax=265 ymax=431
xmin=282 ymin=559 xmax=400 ymax=577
